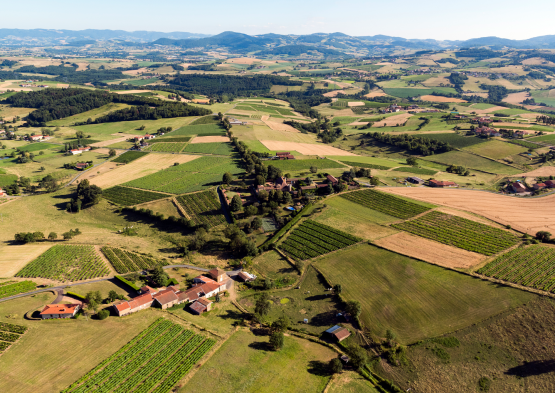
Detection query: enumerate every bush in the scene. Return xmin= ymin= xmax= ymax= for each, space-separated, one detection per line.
xmin=97 ymin=309 xmax=110 ymax=320
xmin=478 ymin=377 xmax=491 ymax=392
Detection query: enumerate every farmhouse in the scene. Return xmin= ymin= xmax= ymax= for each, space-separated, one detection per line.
xmin=429 ymin=179 xmax=457 ymax=188
xmin=256 ymin=176 xmax=295 ymax=195
xmin=275 ymin=152 xmax=295 ymax=160
xmin=70 ymin=146 xmax=91 ymax=155
xmin=473 ymin=126 xmax=500 ymax=137
xmin=29 ymin=135 xmax=43 ymax=141
xmin=75 ymin=163 xmax=89 ymax=170
xmin=545 ymin=180 xmax=555 ymax=188
xmin=153 ymin=287 xmax=180 ymax=309
xmin=511 ymin=182 xmax=527 ymax=193
xmin=533 ymin=183 xmax=546 ymax=190
xmin=40 ymin=304 xmax=81 ymax=319
xmin=326 ymin=174 xmax=339 ymax=185
xmin=325 ymin=325 xmax=351 ymax=342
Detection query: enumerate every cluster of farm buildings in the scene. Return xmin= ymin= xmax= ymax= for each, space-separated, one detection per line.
xmin=254 ymin=174 xmax=357 ymax=196
xmin=38 ymin=268 xmax=257 ymax=319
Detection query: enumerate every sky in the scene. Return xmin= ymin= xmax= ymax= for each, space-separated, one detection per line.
xmin=2 ymin=0 xmax=554 ymax=40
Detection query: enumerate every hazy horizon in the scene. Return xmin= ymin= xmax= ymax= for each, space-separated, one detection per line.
xmin=2 ymin=0 xmax=553 ymax=41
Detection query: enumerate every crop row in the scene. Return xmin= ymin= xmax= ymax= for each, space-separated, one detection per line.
xmin=93 ymin=325 xmax=184 ymax=393
xmin=151 ymin=339 xmax=216 ymax=393
xmin=0 ymin=281 xmax=36 ymax=299
xmin=113 ymin=330 xmax=194 ymax=393
xmin=175 ymin=190 xmax=226 ymax=228
xmin=0 ymin=322 xmax=27 ymax=334
xmin=280 ymin=220 xmax=361 ymax=260
xmin=392 ymin=211 xmax=519 ymax=255
xmin=69 ymin=320 xmax=173 ymax=393
xmin=103 ymin=186 xmax=169 ymax=206
xmin=0 ymin=331 xmax=21 ymax=343
xmin=101 ymin=246 xmax=166 ymax=274
xmin=0 ymin=281 xmax=15 ymax=287
xmin=0 ymin=342 xmax=10 ymax=352
xmin=340 ymin=189 xmax=432 ymax=219
xmin=130 ymin=335 xmax=206 ymax=393
xmin=477 ymin=245 xmax=555 ymax=292
xmin=16 ymin=245 xmax=110 ymax=282
xmin=144 ymin=142 xmax=187 ymax=153
xmin=63 ymin=319 xmax=166 ymax=393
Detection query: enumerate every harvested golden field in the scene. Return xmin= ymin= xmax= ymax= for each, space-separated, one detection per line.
xmin=190 ymin=136 xmax=231 ymax=143
xmin=511 ymin=166 xmax=555 ymax=177
xmin=381 ymin=187 xmax=555 ymax=234
xmin=420 ymin=95 xmax=467 ymax=103
xmin=504 ymin=91 xmax=530 ymax=105
xmin=225 ymin=57 xmax=260 ymax=64
xmin=323 ymin=90 xmax=346 ymax=97
xmin=374 ymin=232 xmax=485 ymax=269
xmin=90 ymin=153 xmax=199 ymax=189
xmin=262 ymin=120 xmax=299 ymax=133
xmin=470 ymin=105 xmax=508 ymax=114
xmin=347 ymin=101 xmax=365 ymax=107
xmin=260 ymin=140 xmax=356 ymax=156
xmin=90 ymin=134 xmax=141 ymax=147
xmin=114 ymin=90 xmax=151 ymax=95
xmin=373 ymin=113 xmax=413 ymax=127
xmin=0 ymin=244 xmax=53 ymax=277
xmin=77 ymin=161 xmax=121 ymax=184
xmin=364 ymin=89 xmax=386 ymax=98
xmin=122 ymin=68 xmax=148 ymax=75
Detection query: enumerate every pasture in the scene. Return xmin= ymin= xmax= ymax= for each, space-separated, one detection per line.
xmin=181 ymin=330 xmax=334 ymax=393
xmin=183 ymin=142 xmax=234 ymax=155
xmin=266 ymin=158 xmax=346 ymax=171
xmin=462 ymin=139 xmax=527 ymax=159
xmin=421 ymin=150 xmax=521 ymax=174
xmin=316 ymin=244 xmax=533 ymax=343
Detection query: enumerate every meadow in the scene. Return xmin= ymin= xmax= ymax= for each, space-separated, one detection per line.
xmin=181 ymin=330 xmax=334 ymax=393
xmin=421 ymin=150 xmax=521 ymax=174
xmin=421 ymin=133 xmax=486 ymax=149
xmin=143 ymin=142 xmax=187 ymax=153
xmin=182 ymin=142 xmax=234 ymax=155
xmin=316 ymin=243 xmax=533 ymax=343
xmin=169 ymin=124 xmax=226 ymax=137
xmin=462 ymin=139 xmax=527 ymax=159
xmin=266 ymin=158 xmax=345 ymax=171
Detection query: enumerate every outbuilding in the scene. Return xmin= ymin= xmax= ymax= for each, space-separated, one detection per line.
xmin=325 ymin=325 xmax=351 ymax=342
xmin=40 ymin=304 xmax=81 ymax=319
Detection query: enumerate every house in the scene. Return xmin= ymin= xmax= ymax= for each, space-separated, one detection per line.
xmin=0 ymin=188 xmax=7 ymax=197
xmin=533 ymin=183 xmax=546 ymax=190
xmin=75 ymin=163 xmax=89 ymax=170
xmin=29 ymin=135 xmax=43 ymax=141
xmin=326 ymin=174 xmax=338 ymax=185
xmin=429 ymin=179 xmax=457 ymax=188
xmin=237 ymin=271 xmax=256 ymax=282
xmin=184 ymin=281 xmax=224 ymax=302
xmin=209 ymin=268 xmax=227 ymax=283
xmin=325 ymin=325 xmax=351 ymax=342
xmin=511 ymin=182 xmax=527 ymax=193
xmin=275 ymin=152 xmax=295 ymax=160
xmin=40 ymin=304 xmax=81 ymax=319
xmin=113 ymin=292 xmax=154 ymax=317
xmin=70 ymin=149 xmax=82 ymax=155
xmin=153 ymin=288 xmax=179 ymax=309
xmin=143 ymin=134 xmax=155 ymax=140
xmin=255 ymin=176 xmax=294 ymax=195
xmin=406 ymin=176 xmax=424 ymax=184
xmin=189 ymin=298 xmax=213 ymax=315
xmin=544 ymin=180 xmax=555 ymax=188
xmin=193 ymin=275 xmax=217 ymax=285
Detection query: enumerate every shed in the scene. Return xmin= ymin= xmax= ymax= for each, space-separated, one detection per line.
xmin=325 ymin=325 xmax=351 ymax=342
xmin=406 ymin=176 xmax=423 ymax=184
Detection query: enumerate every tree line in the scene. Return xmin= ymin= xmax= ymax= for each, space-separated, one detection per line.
xmin=367 ymin=132 xmax=454 ymax=156
xmin=16 ymin=64 xmax=130 ymax=84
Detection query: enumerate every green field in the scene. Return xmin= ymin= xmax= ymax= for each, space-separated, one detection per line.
xmin=530 ymin=133 xmax=555 ymax=142
xmin=102 ymin=186 xmax=170 ymax=206
xmin=152 ymin=137 xmax=192 ymax=143
xmin=17 ymin=143 xmax=58 ymax=152
xmin=15 ymin=245 xmax=110 ymax=282
xmin=530 ymin=89 xmax=555 ymax=107
xmin=391 ymin=166 xmax=437 ymax=176
xmin=183 ymin=143 xmax=234 ymax=155
xmin=266 ymin=158 xmax=345 ymax=171
xmin=392 ymin=211 xmax=519 ymax=255
xmin=242 ymin=140 xmax=272 ymax=154
xmin=124 ymin=156 xmax=243 ymax=194
xmin=340 ymin=189 xmax=433 ymax=219
xmin=169 ymin=124 xmax=226 ymax=137
xmin=421 ymin=133 xmax=487 ymax=149
xmin=112 ymin=151 xmax=148 ymax=164
xmin=188 ymin=115 xmax=219 ymax=125
xmin=253 ymin=251 xmax=299 ymax=282
xmin=383 ymin=87 xmax=457 ymax=98
xmin=316 ymin=244 xmax=533 ymax=343
xmin=462 ymin=139 xmax=527 ymax=159
xmin=421 ymin=150 xmax=521 ymax=174
xmin=123 ymin=78 xmax=159 ymax=86
xmin=143 ymin=142 xmax=186 ymax=153
xmin=470 ymin=103 xmax=498 ymax=110
xmin=0 ymin=174 xmax=18 ymax=187
xmin=181 ymin=330 xmax=334 ymax=393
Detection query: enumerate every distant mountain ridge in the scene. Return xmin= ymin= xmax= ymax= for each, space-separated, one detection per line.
xmin=1 ymin=28 xmax=555 ymax=52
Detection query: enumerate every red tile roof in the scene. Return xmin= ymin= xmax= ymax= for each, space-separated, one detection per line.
xmin=198 ymin=298 xmax=212 ymax=306
xmin=127 ymin=293 xmax=153 ymax=309
xmin=40 ymin=304 xmax=80 ymax=315
xmin=190 ymin=301 xmax=207 ymax=314
xmin=332 ymin=327 xmax=351 ymax=341
xmin=114 ymin=301 xmax=130 ymax=312
xmin=153 ymin=289 xmax=178 ymax=305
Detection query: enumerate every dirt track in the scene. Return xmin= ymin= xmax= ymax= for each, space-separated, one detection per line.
xmin=381 ymin=187 xmax=555 ymax=235
xmin=375 ymin=232 xmax=485 ymax=269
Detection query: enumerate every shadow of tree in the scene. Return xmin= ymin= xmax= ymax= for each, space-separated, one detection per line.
xmin=505 ymin=359 xmax=555 ymax=377
xmin=307 ymin=360 xmax=331 ymax=376
xmin=248 ymin=341 xmax=272 ymax=351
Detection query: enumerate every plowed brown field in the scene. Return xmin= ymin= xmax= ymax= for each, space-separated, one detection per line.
xmin=381 ymin=187 xmax=555 ymax=234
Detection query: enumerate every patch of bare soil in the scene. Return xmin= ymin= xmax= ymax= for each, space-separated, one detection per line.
xmin=374 ymin=232 xmax=485 ymax=269
xmin=190 ymin=136 xmax=231 ymax=143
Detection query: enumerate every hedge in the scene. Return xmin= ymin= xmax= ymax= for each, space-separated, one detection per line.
xmin=67 ymin=291 xmax=86 ymax=301
xmin=115 ymin=275 xmax=140 ymax=291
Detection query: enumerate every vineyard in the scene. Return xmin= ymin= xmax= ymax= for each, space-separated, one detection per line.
xmin=280 ymin=220 xmax=361 ymax=260
xmin=267 ymin=159 xmax=345 ymax=171
xmin=63 ymin=318 xmax=215 ymax=393
xmin=101 ymin=246 xmax=168 ymax=273
xmin=169 ymin=124 xmax=226 ymax=137
xmin=16 ymin=245 xmax=110 ymax=282
xmin=340 ymin=189 xmax=432 ymax=219
xmin=0 ymin=281 xmax=37 ymax=299
xmin=124 ymin=156 xmax=243 ymax=195
xmin=103 ymin=186 xmax=170 ymax=206
xmin=392 ymin=211 xmax=519 ymax=255
xmin=175 ymin=190 xmax=226 ymax=228
xmin=112 ymin=151 xmax=148 ymax=164
xmin=153 ymin=137 xmax=191 ymax=143
xmin=0 ymin=322 xmax=27 ymax=353
xmin=339 ymin=160 xmax=393 ymax=170
xmin=143 ymin=143 xmax=187 ymax=153
xmin=477 ymin=245 xmax=555 ymax=292
xmin=183 ymin=142 xmax=234 ymax=155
